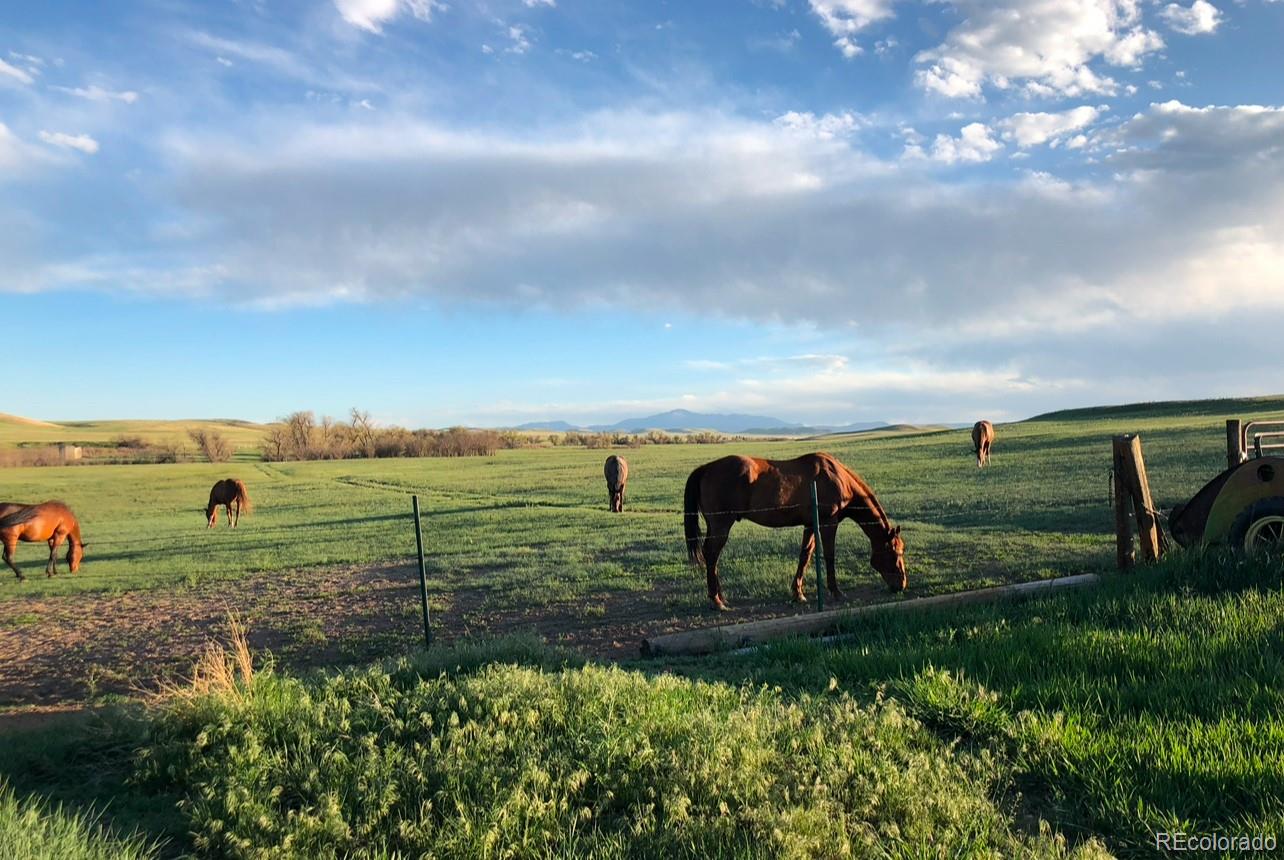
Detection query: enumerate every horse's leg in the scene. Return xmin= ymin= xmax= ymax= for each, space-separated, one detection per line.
xmin=701 ymin=516 xmax=733 ymax=611
xmin=47 ymin=532 xmax=66 ymax=577
xmin=792 ymin=527 xmax=815 ymax=602
xmin=232 ymin=500 xmax=239 ymax=528
xmin=820 ymin=522 xmax=844 ymax=602
xmin=3 ymin=539 xmax=23 ymax=581
xmin=225 ymin=503 xmax=233 ymax=527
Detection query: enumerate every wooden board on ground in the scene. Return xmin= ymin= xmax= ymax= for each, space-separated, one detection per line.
xmin=640 ymin=574 xmax=1102 ymax=657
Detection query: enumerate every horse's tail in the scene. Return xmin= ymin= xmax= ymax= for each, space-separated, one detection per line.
xmin=0 ymin=505 xmax=40 ymax=529
xmin=684 ymin=466 xmax=706 ymax=567
xmin=234 ymin=480 xmax=252 ymax=515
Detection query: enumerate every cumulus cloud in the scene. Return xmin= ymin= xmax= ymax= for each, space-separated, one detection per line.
xmin=926 ymin=122 xmax=1003 ymax=163
xmin=773 ymin=110 xmax=863 ymax=139
xmin=38 ymin=130 xmax=99 ymax=153
xmin=807 ymin=0 xmax=896 ymax=57
xmin=1160 ymin=1 xmax=1222 ymax=35
xmin=999 ymin=106 xmax=1105 ymax=147
xmin=333 ymin=0 xmax=443 ymax=34
xmin=915 ymin=0 xmax=1165 ymax=99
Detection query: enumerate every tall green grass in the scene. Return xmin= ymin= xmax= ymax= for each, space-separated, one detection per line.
xmin=692 ymin=550 xmax=1284 ymax=855
xmin=136 ymin=641 xmax=1107 ymax=859
xmin=0 ymin=782 xmax=155 ymax=860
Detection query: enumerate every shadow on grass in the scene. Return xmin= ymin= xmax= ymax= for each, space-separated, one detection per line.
xmin=0 ymin=707 xmax=189 ymax=858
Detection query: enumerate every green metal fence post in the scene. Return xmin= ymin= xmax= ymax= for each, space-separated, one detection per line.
xmin=412 ymin=495 xmax=432 ymax=648
xmin=810 ymin=481 xmax=824 ymax=613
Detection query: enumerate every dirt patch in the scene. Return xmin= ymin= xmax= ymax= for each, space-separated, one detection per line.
xmin=0 ymin=564 xmax=837 ymax=709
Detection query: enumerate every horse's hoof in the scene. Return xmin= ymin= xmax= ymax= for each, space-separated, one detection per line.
xmin=792 ymin=592 xmax=807 ymax=604
xmin=710 ymin=598 xmax=731 ymax=612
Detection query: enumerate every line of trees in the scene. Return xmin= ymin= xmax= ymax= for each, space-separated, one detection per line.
xmin=261 ymin=410 xmax=514 ymax=461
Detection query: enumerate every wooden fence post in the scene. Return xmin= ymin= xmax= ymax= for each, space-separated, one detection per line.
xmin=1124 ymin=435 xmax=1162 ymax=563
xmin=1227 ymin=419 xmax=1244 ymax=471
xmin=412 ymin=495 xmax=432 ymax=648
xmin=1112 ymin=436 xmax=1135 ymax=570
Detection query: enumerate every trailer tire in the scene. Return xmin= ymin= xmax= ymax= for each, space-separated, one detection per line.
xmin=1228 ymin=497 xmax=1284 ymax=554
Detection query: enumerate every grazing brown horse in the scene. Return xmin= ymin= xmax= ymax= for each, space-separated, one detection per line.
xmin=604 ymin=455 xmax=629 ymax=513
xmin=684 ymin=452 xmax=906 ymax=611
xmin=206 ymin=478 xmax=252 ymax=528
xmin=1 ymin=501 xmax=86 ymax=581
xmin=972 ymin=420 xmax=995 ymax=468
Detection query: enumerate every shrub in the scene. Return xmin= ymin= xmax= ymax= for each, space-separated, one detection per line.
xmin=0 ymin=782 xmax=156 ymax=860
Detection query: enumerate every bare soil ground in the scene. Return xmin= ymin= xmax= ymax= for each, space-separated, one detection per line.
xmin=0 ymin=564 xmax=870 ymax=710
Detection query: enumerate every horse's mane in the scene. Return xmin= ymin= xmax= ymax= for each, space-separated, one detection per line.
xmin=0 ymin=501 xmax=65 ymax=529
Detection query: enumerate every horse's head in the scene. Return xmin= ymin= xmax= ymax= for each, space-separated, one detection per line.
xmin=67 ymin=540 xmax=84 ymax=573
xmin=204 ymin=504 xmax=216 ymax=527
xmin=871 ymin=525 xmax=906 ymax=592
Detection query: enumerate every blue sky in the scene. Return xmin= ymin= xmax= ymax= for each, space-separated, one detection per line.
xmin=2 ymin=0 xmax=1282 ymax=427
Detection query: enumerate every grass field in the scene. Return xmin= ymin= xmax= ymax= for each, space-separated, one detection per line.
xmin=0 ymin=415 xmax=269 ymax=452
xmin=5 ymin=397 xmax=1278 ymax=607
xmin=0 ymin=396 xmax=1282 ymax=857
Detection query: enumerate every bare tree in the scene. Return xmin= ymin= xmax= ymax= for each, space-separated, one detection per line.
xmin=189 ymin=429 xmax=233 ymax=463
xmin=262 ymin=425 xmax=288 ymax=461
xmin=350 ymin=408 xmax=376 ymax=458
xmin=284 ymin=411 xmax=317 ymax=459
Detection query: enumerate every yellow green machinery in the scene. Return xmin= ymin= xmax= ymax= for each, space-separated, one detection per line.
xmin=1170 ymin=419 xmax=1284 ymax=552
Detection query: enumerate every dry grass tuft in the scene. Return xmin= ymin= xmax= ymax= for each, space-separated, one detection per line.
xmin=157 ymin=613 xmax=254 ymax=704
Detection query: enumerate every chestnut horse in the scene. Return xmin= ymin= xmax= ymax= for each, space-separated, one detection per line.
xmin=604 ymin=455 xmax=629 ymax=513
xmin=1 ymin=501 xmax=86 ymax=581
xmin=972 ymin=421 xmax=995 ymax=468
xmin=684 ymin=452 xmax=906 ymax=611
xmin=206 ymin=478 xmax=252 ymax=528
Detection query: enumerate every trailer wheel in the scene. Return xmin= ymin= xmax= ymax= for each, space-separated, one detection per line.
xmin=1229 ymin=497 xmax=1284 ymax=553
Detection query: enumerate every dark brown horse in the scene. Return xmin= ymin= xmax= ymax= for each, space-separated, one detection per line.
xmin=604 ymin=455 xmax=629 ymax=513
xmin=684 ymin=452 xmax=906 ymax=611
xmin=972 ymin=420 xmax=994 ymax=468
xmin=206 ymin=478 xmax=252 ymax=528
xmin=1 ymin=501 xmax=86 ymax=581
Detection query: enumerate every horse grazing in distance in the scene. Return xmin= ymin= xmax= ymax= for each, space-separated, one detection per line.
xmin=1 ymin=501 xmax=86 ymax=581
xmin=206 ymin=478 xmax=252 ymax=528
xmin=972 ymin=420 xmax=995 ymax=468
xmin=684 ymin=453 xmax=906 ymax=611
xmin=604 ymin=455 xmax=629 ymax=513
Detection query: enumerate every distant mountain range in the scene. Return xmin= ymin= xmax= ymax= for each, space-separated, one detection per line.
xmin=511 ymin=409 xmax=896 ymax=435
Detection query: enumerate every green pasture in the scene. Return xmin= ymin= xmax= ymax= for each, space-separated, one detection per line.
xmin=3 ymin=397 xmax=1281 ymax=611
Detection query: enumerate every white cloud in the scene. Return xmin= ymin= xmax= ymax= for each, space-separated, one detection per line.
xmin=999 ymin=105 xmax=1105 ymax=148
xmin=915 ymin=1 xmax=1165 ymax=99
xmin=506 ymin=25 xmax=532 ymax=55
xmin=51 ymin=84 xmax=139 ymax=104
xmin=38 ymin=130 xmax=100 ymax=154
xmin=928 ymin=122 xmax=1003 ymax=163
xmin=807 ymin=0 xmax=896 ymax=58
xmin=773 ymin=110 xmax=863 ymax=140
xmin=0 ymin=57 xmax=35 ymax=85
xmin=1160 ymin=1 xmax=1222 ymax=35
xmin=333 ymin=0 xmax=443 ymax=34
xmin=523 ymin=0 xmax=555 ymax=6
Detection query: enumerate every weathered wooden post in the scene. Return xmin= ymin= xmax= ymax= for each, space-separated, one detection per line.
xmin=412 ymin=495 xmax=432 ymax=648
xmin=1124 ymin=435 xmax=1162 ymax=563
xmin=1226 ymin=419 xmax=1245 ymax=471
xmin=810 ymin=481 xmax=824 ymax=613
xmin=1112 ymin=436 xmax=1135 ymax=570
